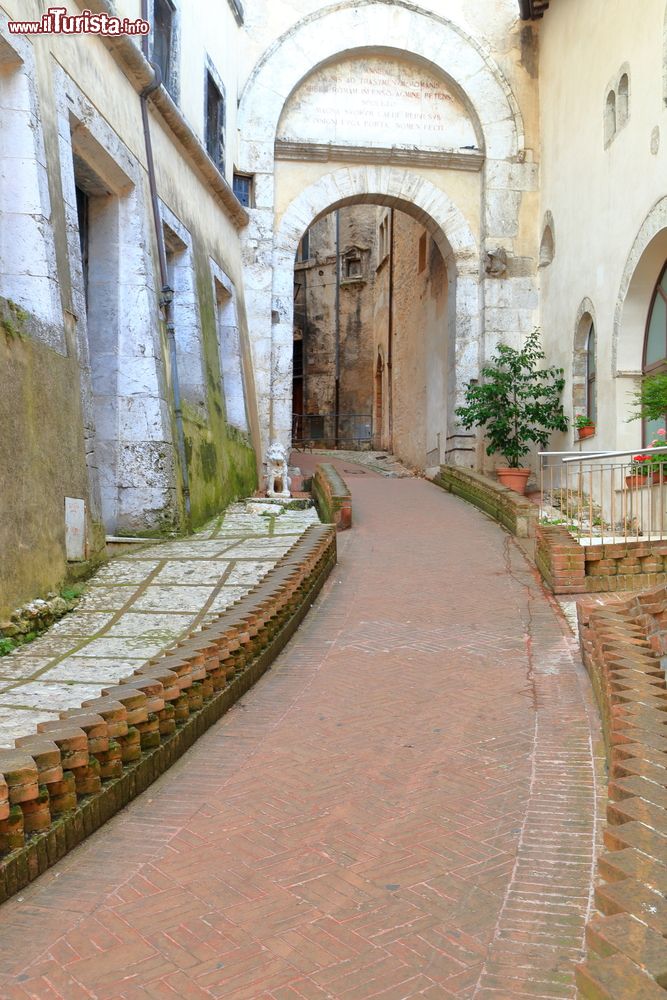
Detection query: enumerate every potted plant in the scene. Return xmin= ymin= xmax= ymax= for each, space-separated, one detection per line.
xmin=649 ymin=429 xmax=667 ymax=482
xmin=630 ymin=373 xmax=667 ymax=425
xmin=626 ymin=430 xmax=667 ymax=486
xmin=575 ymin=414 xmax=595 ymax=439
xmin=626 ymin=454 xmax=651 ymax=488
xmin=456 ymin=329 xmax=568 ymax=495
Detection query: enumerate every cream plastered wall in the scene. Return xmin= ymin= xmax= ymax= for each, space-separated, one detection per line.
xmin=390 ymin=213 xmax=449 ymax=472
xmin=538 ymin=0 xmax=667 ymax=457
xmin=237 ymin=0 xmax=541 ymax=465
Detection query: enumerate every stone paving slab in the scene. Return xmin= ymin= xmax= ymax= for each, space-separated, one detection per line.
xmin=0 ymin=502 xmax=319 ymax=750
xmin=0 ymin=467 xmax=604 ymax=999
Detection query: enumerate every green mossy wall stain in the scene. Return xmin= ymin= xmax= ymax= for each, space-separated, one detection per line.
xmin=0 ymin=298 xmax=104 ymax=619
xmin=0 ymin=299 xmax=28 ymax=341
xmin=200 ymin=440 xmax=217 ymax=482
xmin=174 ymin=247 xmax=258 ymax=529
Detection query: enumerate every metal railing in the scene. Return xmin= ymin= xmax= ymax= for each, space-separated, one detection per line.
xmin=292 ymin=412 xmax=373 ymax=449
xmin=540 ymin=446 xmax=667 ymax=545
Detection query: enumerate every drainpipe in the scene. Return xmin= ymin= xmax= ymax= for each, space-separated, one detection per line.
xmin=387 ymin=208 xmax=394 ymax=449
xmin=139 ymin=1 xmax=191 ymax=523
xmin=302 ymin=260 xmax=309 ymax=418
xmin=334 ymin=209 xmax=341 ymax=447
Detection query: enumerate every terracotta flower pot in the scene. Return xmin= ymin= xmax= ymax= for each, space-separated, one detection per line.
xmin=496 ymin=467 xmax=531 ymax=495
xmin=578 ymin=424 xmax=595 ymax=439
xmin=625 ymin=474 xmax=648 ymax=488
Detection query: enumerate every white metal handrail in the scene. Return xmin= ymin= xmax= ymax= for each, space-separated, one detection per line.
xmin=540 ymin=446 xmax=667 ymax=463
xmin=539 ymin=447 xmax=667 ymax=546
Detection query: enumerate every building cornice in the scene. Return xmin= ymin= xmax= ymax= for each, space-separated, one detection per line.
xmin=275 ymin=139 xmax=484 ymax=173
xmin=72 ymin=0 xmax=249 ymax=229
xmin=519 ymin=0 xmax=550 ymax=20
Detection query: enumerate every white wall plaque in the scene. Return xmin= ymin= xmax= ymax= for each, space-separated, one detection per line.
xmin=65 ymin=497 xmax=87 ymax=562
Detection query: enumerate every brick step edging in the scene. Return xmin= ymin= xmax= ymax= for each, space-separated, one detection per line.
xmin=311 ymin=463 xmax=352 ymax=530
xmin=576 ymin=587 xmax=667 ymax=997
xmin=431 ymin=465 xmax=538 ymax=539
xmin=0 ymin=524 xmax=337 ymax=904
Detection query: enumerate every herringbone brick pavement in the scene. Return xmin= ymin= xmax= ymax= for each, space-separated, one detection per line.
xmin=0 ymin=468 xmax=605 ymax=998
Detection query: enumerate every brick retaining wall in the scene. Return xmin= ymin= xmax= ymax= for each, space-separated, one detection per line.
xmin=537 ymin=525 xmax=667 ymax=595
xmin=0 ymin=524 xmax=336 ymax=902
xmin=431 ymin=465 xmax=539 ymax=539
xmin=312 ymin=463 xmax=352 ymax=530
xmin=535 ymin=524 xmax=587 ymax=594
xmin=576 ymin=586 xmax=667 ymax=997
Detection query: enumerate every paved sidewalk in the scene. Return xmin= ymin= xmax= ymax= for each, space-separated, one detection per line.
xmin=0 ymin=503 xmax=319 ymax=748
xmin=0 ymin=472 xmax=604 ymax=999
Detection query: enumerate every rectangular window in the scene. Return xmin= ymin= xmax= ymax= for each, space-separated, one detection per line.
xmin=293 ymin=338 xmax=303 ymax=379
xmin=206 ymin=72 xmax=225 ymax=172
xmin=377 ymin=214 xmax=390 ymax=267
xmin=213 ymin=269 xmax=248 ymax=431
xmin=75 ymin=185 xmax=89 ymax=305
xmin=233 ymin=173 xmax=253 ymax=207
xmin=418 ymin=232 xmax=427 ymax=273
xmin=297 ymin=231 xmax=310 ymax=262
xmin=163 ymin=219 xmax=206 ymax=410
xmin=152 ymin=0 xmax=175 ymax=95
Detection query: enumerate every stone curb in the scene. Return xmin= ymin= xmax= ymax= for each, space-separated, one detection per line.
xmin=311 ymin=463 xmax=352 ymax=530
xmin=576 ymin=585 xmax=667 ymax=997
xmin=0 ymin=523 xmax=336 ymax=903
xmin=430 ymin=465 xmax=538 ymax=539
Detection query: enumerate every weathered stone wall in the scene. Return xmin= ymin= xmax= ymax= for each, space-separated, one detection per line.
xmin=293 ymin=206 xmax=378 ymax=436
xmin=0 ymin=2 xmax=260 ymax=616
xmin=0 ymin=306 xmax=104 ymax=620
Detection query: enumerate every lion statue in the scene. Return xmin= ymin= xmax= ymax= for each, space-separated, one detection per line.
xmin=265 ymin=440 xmax=291 ymax=498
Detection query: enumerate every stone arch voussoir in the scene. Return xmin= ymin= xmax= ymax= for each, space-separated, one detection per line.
xmin=614 ymin=195 xmax=667 ymax=375
xmin=239 ymin=0 xmax=523 ymax=168
xmin=266 ymin=166 xmax=480 ymax=453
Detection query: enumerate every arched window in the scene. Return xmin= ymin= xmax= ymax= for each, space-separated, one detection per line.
xmin=618 ymin=73 xmax=629 ymax=127
xmin=539 ymin=224 xmax=555 ymax=268
xmin=586 ymin=323 xmax=597 ymax=422
xmin=642 ymin=262 xmax=667 ymax=442
xmin=604 ymin=90 xmax=616 ymax=146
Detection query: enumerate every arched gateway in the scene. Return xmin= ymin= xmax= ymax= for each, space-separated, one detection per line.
xmin=238 ymin=0 xmax=537 ymax=467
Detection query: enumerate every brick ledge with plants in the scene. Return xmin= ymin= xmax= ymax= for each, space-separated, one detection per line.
xmin=576 ymin=586 xmax=667 ymax=998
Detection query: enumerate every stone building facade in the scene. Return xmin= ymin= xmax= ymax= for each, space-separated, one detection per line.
xmin=0 ymin=0 xmax=260 ymax=617
xmin=534 ymin=0 xmax=667 ymax=460
xmin=4 ymin=0 xmax=667 ymax=610
xmin=239 ymin=0 xmax=539 ymax=467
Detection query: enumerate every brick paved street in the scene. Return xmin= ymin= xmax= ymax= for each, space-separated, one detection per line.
xmin=0 ymin=471 xmax=604 ymax=999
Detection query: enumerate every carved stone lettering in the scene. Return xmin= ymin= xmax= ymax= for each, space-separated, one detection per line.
xmin=277 ymin=55 xmax=478 ymax=152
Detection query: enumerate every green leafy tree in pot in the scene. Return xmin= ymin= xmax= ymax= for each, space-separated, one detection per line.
xmin=455 ymin=329 xmax=568 ymax=491
xmin=630 ymin=372 xmax=667 ymax=425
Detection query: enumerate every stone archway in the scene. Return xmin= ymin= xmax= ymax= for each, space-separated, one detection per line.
xmin=268 ymin=165 xmax=479 ymax=462
xmin=238 ymin=0 xmax=537 ymax=463
xmin=613 ymin=197 xmax=667 ymax=449
xmin=238 ymin=0 xmax=524 ymax=165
